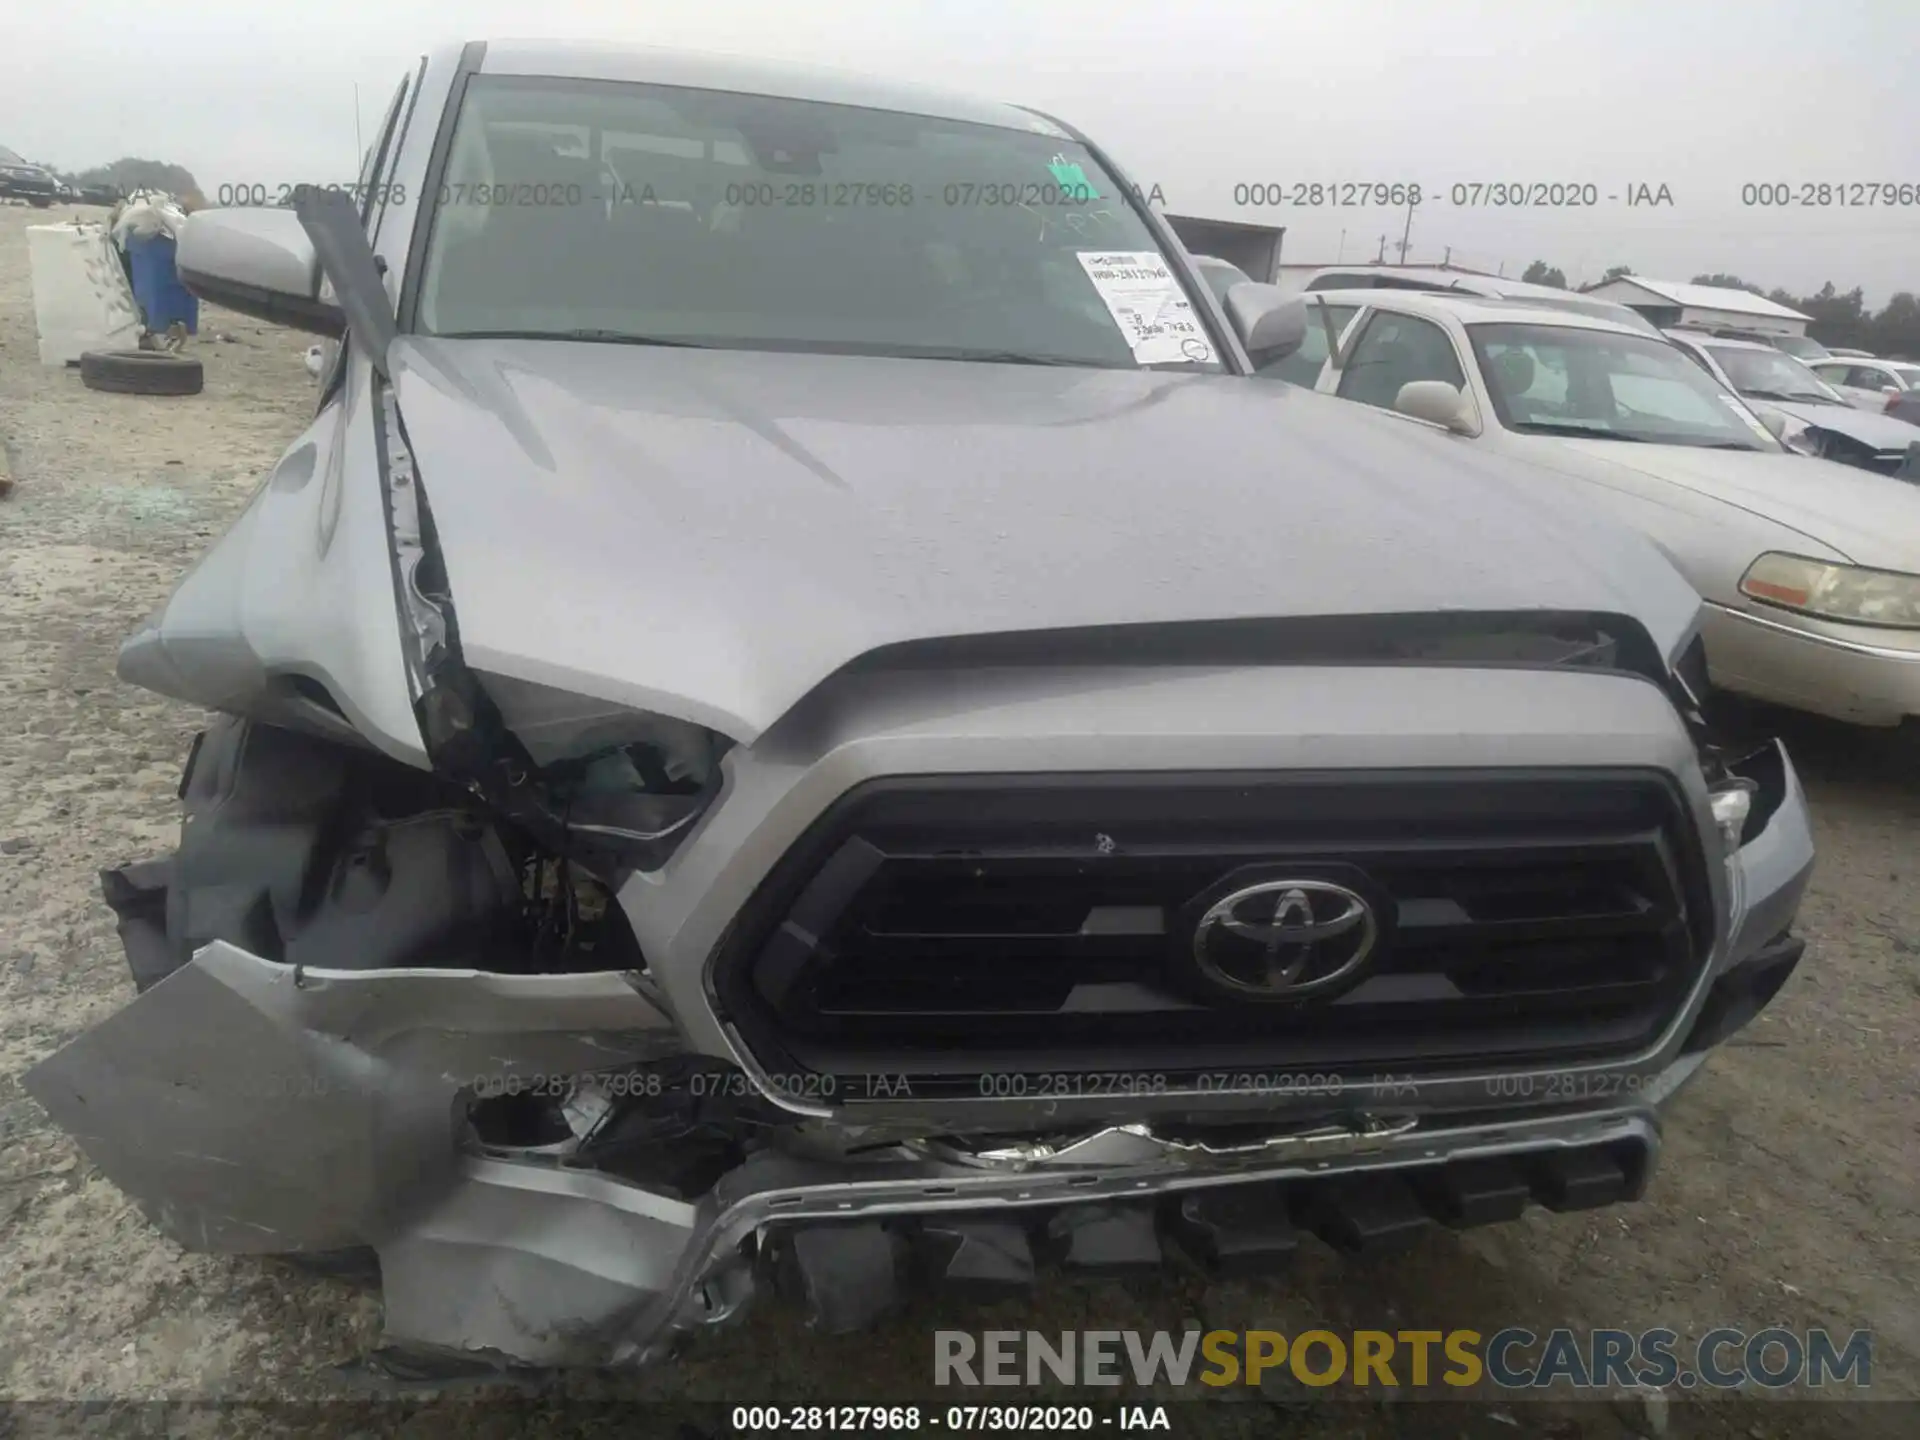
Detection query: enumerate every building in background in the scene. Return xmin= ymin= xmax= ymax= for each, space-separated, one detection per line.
xmin=1583 ymin=277 xmax=1812 ymax=338
xmin=1163 ymin=215 xmax=1284 ymax=283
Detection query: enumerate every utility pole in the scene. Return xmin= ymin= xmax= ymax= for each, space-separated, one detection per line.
xmin=354 ymin=84 xmax=363 ymax=169
xmin=1395 ymin=196 xmax=1415 ymax=263
xmin=1337 ymin=228 xmax=1346 ymax=262
xmin=1376 ymin=234 xmax=1386 ymax=263
xmin=1443 ymin=245 xmax=1452 ymax=267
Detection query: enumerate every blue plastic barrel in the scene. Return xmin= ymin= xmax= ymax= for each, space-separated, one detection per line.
xmin=123 ymin=233 xmax=199 ymax=334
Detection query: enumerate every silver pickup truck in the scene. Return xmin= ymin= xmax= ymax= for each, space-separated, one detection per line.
xmin=26 ymin=37 xmax=1814 ymax=1377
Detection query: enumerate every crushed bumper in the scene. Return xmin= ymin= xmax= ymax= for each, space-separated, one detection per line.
xmin=606 ymin=1105 xmax=1679 ymax=1366
xmin=22 ymin=953 xmax=1717 ymax=1372
xmin=22 ymin=745 xmax=1815 ymax=1372
xmin=24 ymin=941 xmax=1690 ymax=1367
xmin=21 ymin=942 xmax=684 ymax=1255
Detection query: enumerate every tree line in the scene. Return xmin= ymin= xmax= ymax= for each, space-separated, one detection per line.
xmin=53 ymin=158 xmax=205 ymax=207
xmin=1518 ymin=260 xmax=1918 ymax=360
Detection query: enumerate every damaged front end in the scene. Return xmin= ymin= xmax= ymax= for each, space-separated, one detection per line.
xmin=27 ymin=188 xmax=1816 ymax=1378
xmin=24 ymin=187 xmax=765 ymax=1371
xmin=32 ymin=665 xmax=1757 ymax=1375
xmin=34 ymin=650 xmax=1732 ymax=1376
xmin=376 ymin=368 xmax=732 ymax=883
xmin=25 ymin=913 xmax=1675 ymax=1371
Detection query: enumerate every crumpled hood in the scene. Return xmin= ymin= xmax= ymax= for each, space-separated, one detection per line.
xmin=390 ymin=339 xmax=1700 ymax=740
xmin=1767 ymin=398 xmax=1920 ymax=453
xmin=1534 ymin=438 xmax=1920 ymax=572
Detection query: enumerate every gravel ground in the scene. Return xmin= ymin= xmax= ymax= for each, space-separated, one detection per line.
xmin=1 ymin=201 xmax=1915 ymax=1439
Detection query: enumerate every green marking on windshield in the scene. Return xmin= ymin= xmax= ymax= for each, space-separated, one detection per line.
xmin=1047 ymin=155 xmax=1099 ymax=200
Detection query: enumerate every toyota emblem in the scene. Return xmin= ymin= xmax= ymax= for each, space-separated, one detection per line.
xmin=1191 ymin=878 xmax=1379 ymax=1000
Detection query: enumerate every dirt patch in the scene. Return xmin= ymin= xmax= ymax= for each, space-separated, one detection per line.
xmin=0 ymin=203 xmax=1913 ymax=1437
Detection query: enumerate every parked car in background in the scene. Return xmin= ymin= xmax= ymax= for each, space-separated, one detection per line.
xmin=1297 ymin=264 xmax=1496 ymax=294
xmin=1681 ymin=324 xmax=1832 ymax=364
xmin=1295 ymin=266 xmax=1665 ymax=335
xmin=25 ymin=36 xmax=1815 ymax=1379
xmin=1809 ymin=355 xmax=1920 ymax=413
xmin=0 ymin=146 xmax=60 ymax=206
xmin=1824 ymin=346 xmax=1876 ymax=359
xmin=1458 ymin=291 xmax=1666 ymax=336
xmin=1666 ymin=331 xmax=1920 ymax=475
xmin=1242 ymin=286 xmax=1363 ymax=385
xmin=1293 ymin=290 xmax=1920 ymax=725
xmin=1763 ymin=333 xmax=1832 ymax=363
xmin=1191 ymin=261 xmax=1361 ymax=386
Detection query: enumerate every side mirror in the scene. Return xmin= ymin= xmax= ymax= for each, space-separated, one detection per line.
xmin=1394 ymin=380 xmax=1476 ymax=435
xmin=1754 ymin=407 xmax=1790 ymax=441
xmin=175 ymin=207 xmax=344 ymax=337
xmin=1223 ymin=283 xmax=1308 ymax=367
xmin=1883 ymin=385 xmax=1902 ymax=396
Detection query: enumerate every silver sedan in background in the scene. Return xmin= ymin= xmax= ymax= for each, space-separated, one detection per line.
xmin=1666 ymin=331 xmax=1920 ymax=477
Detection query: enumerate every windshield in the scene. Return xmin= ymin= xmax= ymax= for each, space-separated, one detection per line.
xmin=1470 ymin=322 xmax=1778 ymax=449
xmin=416 ymin=76 xmax=1220 ymax=371
xmin=1705 ymin=345 xmax=1845 ymax=404
xmin=1886 ymin=363 xmax=1920 ymax=388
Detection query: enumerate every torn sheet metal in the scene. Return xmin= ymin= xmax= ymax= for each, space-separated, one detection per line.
xmin=909 ymin=1116 xmax=1422 ymax=1171
xmin=378 ymin=1158 xmax=699 ymax=1366
xmin=21 ymin=941 xmax=678 ymax=1253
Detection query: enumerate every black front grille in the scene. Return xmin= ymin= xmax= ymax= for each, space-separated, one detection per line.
xmin=711 ymin=772 xmax=1713 ymax=1096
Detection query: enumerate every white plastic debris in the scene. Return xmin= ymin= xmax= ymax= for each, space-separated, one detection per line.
xmin=1642 ymin=1388 xmax=1671 ymax=1437
xmin=26 ymin=221 xmax=142 ymax=365
xmin=110 ymin=190 xmax=189 ymax=247
xmin=560 ymin=1081 xmax=613 ymax=1139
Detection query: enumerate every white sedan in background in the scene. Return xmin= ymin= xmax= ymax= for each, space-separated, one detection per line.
xmin=1808 ymin=355 xmax=1920 ymax=413
xmin=1289 ymin=289 xmax=1920 ymax=726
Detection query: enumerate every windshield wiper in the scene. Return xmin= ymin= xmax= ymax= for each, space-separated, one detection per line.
xmin=902 ymin=347 xmax=1107 ymax=368
xmin=1738 ymin=387 xmax=1828 ymax=404
xmin=438 ymin=328 xmax=723 ymax=348
xmin=437 ymin=332 xmax=1114 ymax=367
xmin=1512 ymin=421 xmax=1648 ymax=441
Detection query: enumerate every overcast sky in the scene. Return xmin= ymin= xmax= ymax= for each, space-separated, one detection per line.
xmin=8 ymin=0 xmax=1917 ymax=302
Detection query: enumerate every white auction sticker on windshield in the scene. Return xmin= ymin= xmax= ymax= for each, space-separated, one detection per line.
xmin=1076 ymin=251 xmax=1212 ymax=365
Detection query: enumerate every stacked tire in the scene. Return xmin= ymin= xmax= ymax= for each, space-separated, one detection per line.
xmin=78 ymin=349 xmax=203 ymax=396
